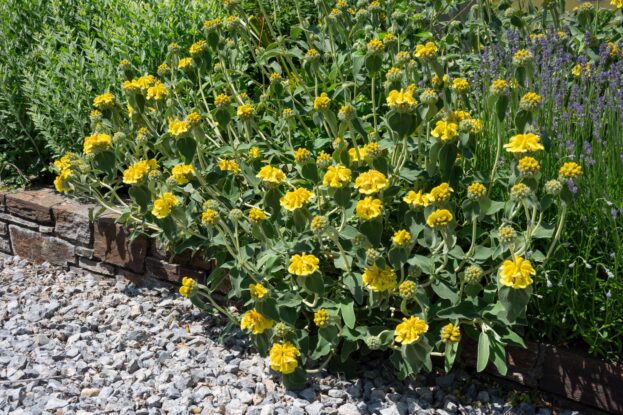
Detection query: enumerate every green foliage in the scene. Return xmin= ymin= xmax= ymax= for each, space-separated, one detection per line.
xmin=53 ymin=0 xmax=583 ymax=384
xmin=0 ymin=0 xmax=217 ymax=186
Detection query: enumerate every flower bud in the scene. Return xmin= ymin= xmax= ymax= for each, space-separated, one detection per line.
xmin=464 ymin=265 xmax=483 ymax=284
xmin=545 ymin=179 xmax=563 ymax=195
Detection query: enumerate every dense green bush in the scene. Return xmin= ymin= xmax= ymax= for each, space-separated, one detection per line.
xmin=0 ymin=0 xmax=218 ymax=186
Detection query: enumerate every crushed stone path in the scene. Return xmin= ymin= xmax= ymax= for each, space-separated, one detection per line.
xmin=0 ymin=256 xmax=583 ymax=415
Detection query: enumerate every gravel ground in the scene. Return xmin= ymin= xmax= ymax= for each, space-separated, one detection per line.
xmin=0 ymin=256 xmax=584 ymax=415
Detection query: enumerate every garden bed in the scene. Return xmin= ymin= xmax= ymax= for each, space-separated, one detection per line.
xmin=0 ymin=188 xmax=212 ymax=286
xmin=1 ymin=187 xmax=621 ymax=414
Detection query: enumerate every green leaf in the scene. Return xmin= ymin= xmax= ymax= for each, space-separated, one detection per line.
xmin=388 ymin=247 xmax=408 ymax=268
xmin=256 ymin=298 xmax=280 ymax=321
xmin=496 ymin=95 xmax=509 ymax=122
xmin=281 ymin=367 xmax=307 ymax=390
xmin=299 ymin=274 xmax=324 ymax=296
xmin=340 ymin=302 xmax=356 ymax=329
xmin=93 ymin=151 xmax=115 ymax=175
xmin=476 ymin=329 xmax=491 ymax=372
xmin=408 ymin=255 xmax=435 ymax=275
xmin=498 ymin=286 xmax=532 ymax=323
xmin=365 ymin=54 xmax=383 ymax=74
xmin=300 ymin=163 xmax=319 ymax=183
xmin=128 ymin=185 xmax=150 ymax=211
xmin=344 ymin=273 xmax=364 ymax=304
xmin=444 ymin=342 xmax=459 ymax=373
xmin=176 ymin=136 xmax=197 ymax=163
xmin=388 ymin=112 xmax=415 ymax=138
xmin=489 ymin=335 xmax=508 ymax=376
xmin=333 ymin=187 xmax=353 ymax=208
xmin=437 ymin=301 xmax=480 ymax=319
xmin=360 ymin=219 xmax=383 ymax=246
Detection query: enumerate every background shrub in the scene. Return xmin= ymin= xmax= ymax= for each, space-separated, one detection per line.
xmin=0 ymin=0 xmax=218 ymax=186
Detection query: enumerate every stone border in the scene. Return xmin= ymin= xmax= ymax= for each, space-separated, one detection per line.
xmin=462 ymin=337 xmax=623 ymax=414
xmin=1 ymin=188 xmax=622 ymax=413
xmin=0 ymin=188 xmax=213 ymax=285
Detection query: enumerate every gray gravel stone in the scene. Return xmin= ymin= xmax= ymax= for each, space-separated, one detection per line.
xmin=0 ymin=258 xmax=577 ymax=415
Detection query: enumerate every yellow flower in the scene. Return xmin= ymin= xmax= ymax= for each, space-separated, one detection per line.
xmin=612 ymin=0 xmax=623 ymax=8
xmin=249 ymin=283 xmax=268 ymax=299
xmin=248 ymin=147 xmax=262 ymax=160
xmin=288 ymin=253 xmax=320 ymax=276
xmin=201 ymin=208 xmax=219 ymax=225
xmin=248 ymin=208 xmax=267 ymax=223
xmin=441 ymin=323 xmax=461 ymax=343
xmin=448 ymin=110 xmax=472 ymax=123
xmin=178 ymin=57 xmax=193 ymax=70
xmin=186 ymin=111 xmax=201 ymax=126
xmin=280 ymin=187 xmax=314 ymax=211
xmin=218 ymin=159 xmax=241 ymax=174
xmin=348 ymin=147 xmax=367 ymax=162
xmin=490 ymin=79 xmax=508 ymax=95
xmin=323 ymin=164 xmax=352 ymax=188
xmin=93 ymin=92 xmax=115 ymax=109
xmin=394 ymin=316 xmax=429 ymax=344
xmin=520 ymin=92 xmax=541 ymax=111
xmin=168 ymin=118 xmax=191 ymax=137
xmin=338 ymin=104 xmax=355 ymax=120
xmin=316 ymin=151 xmax=333 ymax=167
xmin=240 ymin=309 xmax=274 ymax=334
xmin=499 ymin=256 xmax=535 ymax=289
xmin=179 ymin=277 xmax=197 ymax=298
xmin=386 ymin=89 xmax=417 ymax=113
xmin=559 ymin=161 xmax=582 ymax=179
xmin=189 ymin=40 xmax=207 ymax=56
xmin=607 ymin=42 xmax=620 ymax=58
xmin=367 ymin=39 xmax=384 ymax=54
xmin=511 ymin=182 xmax=532 ymax=200
xmin=504 ymin=133 xmax=545 ymax=153
xmin=123 ymin=160 xmax=158 ymax=184
xmin=152 ymin=192 xmax=179 ymax=219
xmin=403 ymin=190 xmax=432 ymax=208
xmin=399 ymin=280 xmax=417 ymax=298
xmin=431 ymin=120 xmax=459 ymax=142
xmin=517 ymin=156 xmax=540 ymax=176
xmin=214 ymin=94 xmax=231 ymax=108
xmin=354 ymin=169 xmax=389 ymax=195
xmin=306 ymin=48 xmax=320 ymax=57
xmin=204 ymin=18 xmax=221 ymax=30
xmin=467 ymin=182 xmax=487 ymax=200
xmin=356 ymin=197 xmax=383 ymax=220
xmin=314 ymin=309 xmax=330 ymax=327
xmin=237 ymin=104 xmax=254 ymax=119
xmin=54 ymin=169 xmax=72 ymax=193
xmin=512 ymin=49 xmax=533 ymax=66
xmin=53 ymin=153 xmax=74 ymax=171
xmin=452 ymin=78 xmax=469 ymax=93
xmin=363 ymin=264 xmax=397 ymax=292
xmin=257 ymin=165 xmax=286 ymax=184
xmin=83 ymin=133 xmax=112 ymax=155
xmin=135 ymin=75 xmax=156 ymax=90
xmin=269 ymin=342 xmax=300 ymax=374
xmin=572 ymin=62 xmax=592 ymax=78
xmin=426 ymin=209 xmax=453 ymax=228
xmin=171 ymin=164 xmax=195 ymax=185
xmin=429 ymin=183 xmax=454 ymax=203
xmin=414 ymin=42 xmax=438 ymax=59
xmin=294 ymin=148 xmax=311 ymax=163
xmin=146 ymin=82 xmax=168 ymax=101
xmin=392 ymin=229 xmax=411 ymax=246
xmin=313 ymin=93 xmax=331 ymax=111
